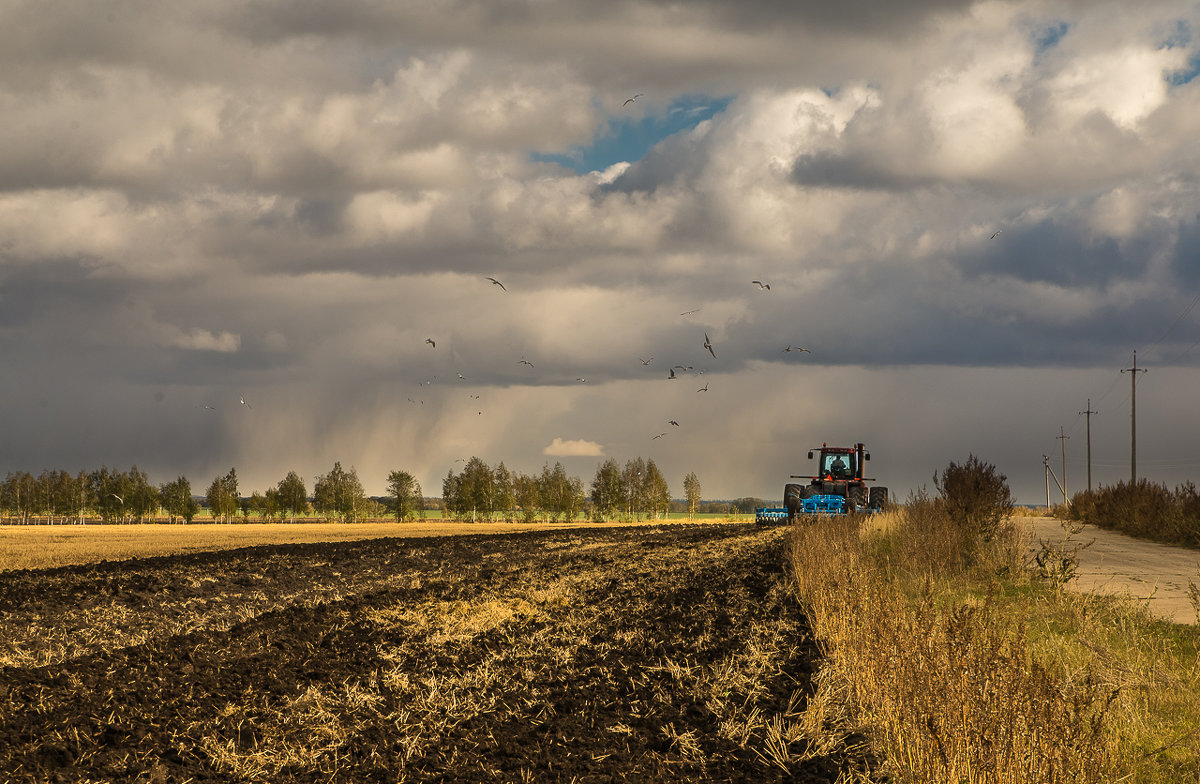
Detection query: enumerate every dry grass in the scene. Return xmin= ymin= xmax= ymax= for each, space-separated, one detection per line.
xmin=790 ymin=513 xmax=1114 ymax=784
xmin=0 ymin=518 xmax=726 ymax=572
xmin=789 ymin=503 xmax=1200 ymax=784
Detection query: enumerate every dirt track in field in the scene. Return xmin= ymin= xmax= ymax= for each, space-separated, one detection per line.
xmin=0 ymin=523 xmax=871 ymax=783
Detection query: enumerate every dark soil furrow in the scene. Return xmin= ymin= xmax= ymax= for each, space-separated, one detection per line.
xmin=0 ymin=523 xmax=871 ymax=782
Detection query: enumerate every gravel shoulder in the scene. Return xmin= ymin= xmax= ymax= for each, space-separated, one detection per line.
xmin=1017 ymin=515 xmax=1200 ymax=625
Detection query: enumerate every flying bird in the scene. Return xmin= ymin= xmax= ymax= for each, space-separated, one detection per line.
xmin=623 ymin=93 xmax=644 ymax=106
xmin=703 ymin=333 xmax=716 ymax=359
xmin=519 ymin=358 xmax=534 ymax=367
xmin=783 ymin=345 xmax=811 ymax=353
xmin=669 ymin=368 xmax=677 ymax=379
xmin=990 ymin=230 xmax=1003 ymax=239
xmin=752 ymin=280 xmax=771 ymax=290
xmin=458 ymin=373 xmax=466 ymax=380
xmin=425 ymin=338 xmax=436 ymax=348
xmin=239 ymin=396 xmax=251 ymax=410
xmin=697 ymin=383 xmax=709 ymax=392
xmin=200 ymin=404 xmax=215 ymax=411
xmin=639 ymin=356 xmax=653 ymax=366
xmin=110 ymin=493 xmax=124 ymax=504
xmin=652 ymin=432 xmax=667 ymax=440
xmin=679 ymin=308 xmax=701 ymax=316
xmin=576 ymin=378 xmax=587 ymax=383
xmin=485 ymin=276 xmax=507 ymax=291
xmin=669 ymin=420 xmax=679 ymax=426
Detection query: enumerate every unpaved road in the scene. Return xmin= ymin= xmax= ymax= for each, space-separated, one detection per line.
xmin=1018 ymin=516 xmax=1200 ymax=624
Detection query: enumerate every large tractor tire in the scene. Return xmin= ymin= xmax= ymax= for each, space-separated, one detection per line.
xmin=847 ymin=485 xmax=868 ymax=514
xmin=868 ymin=486 xmax=889 ymax=511
xmin=784 ymin=483 xmax=806 ymax=523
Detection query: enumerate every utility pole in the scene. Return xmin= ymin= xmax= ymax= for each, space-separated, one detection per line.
xmin=1044 ymin=455 xmax=1065 ymax=508
xmin=1043 ymin=455 xmax=1050 ymax=509
xmin=1121 ymin=351 xmax=1148 ymax=483
xmin=1056 ymin=426 xmax=1070 ymax=506
xmin=1079 ymin=399 xmax=1096 ymax=492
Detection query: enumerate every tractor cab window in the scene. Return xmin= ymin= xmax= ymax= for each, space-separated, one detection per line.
xmin=822 ymin=453 xmax=854 ymax=477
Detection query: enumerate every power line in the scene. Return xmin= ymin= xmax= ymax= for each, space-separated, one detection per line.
xmin=1146 ymin=289 xmax=1200 ymax=351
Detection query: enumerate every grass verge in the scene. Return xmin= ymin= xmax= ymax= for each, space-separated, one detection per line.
xmin=788 ymin=506 xmax=1200 ymax=784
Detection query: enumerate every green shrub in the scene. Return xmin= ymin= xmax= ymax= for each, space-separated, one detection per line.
xmin=933 ymin=454 xmax=1015 ymax=542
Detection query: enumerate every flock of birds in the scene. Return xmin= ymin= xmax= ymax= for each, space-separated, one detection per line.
xmin=187 ymin=93 xmax=1015 ymax=468
xmin=408 ymin=273 xmax=813 ymax=439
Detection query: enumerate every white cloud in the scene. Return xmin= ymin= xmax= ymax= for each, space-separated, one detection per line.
xmin=543 ymin=438 xmax=605 ymax=457
xmin=159 ymin=326 xmax=241 ymax=353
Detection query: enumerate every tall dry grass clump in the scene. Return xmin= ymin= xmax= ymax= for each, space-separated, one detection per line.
xmin=789 ymin=456 xmax=1116 ymax=784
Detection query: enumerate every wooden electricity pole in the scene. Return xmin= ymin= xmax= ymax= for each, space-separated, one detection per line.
xmin=1056 ymin=426 xmax=1070 ymax=506
xmin=1079 ymin=399 xmax=1096 ymax=492
xmin=1121 ymin=352 xmax=1147 ymax=483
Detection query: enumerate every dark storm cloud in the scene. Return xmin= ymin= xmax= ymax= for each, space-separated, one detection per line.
xmin=638 ymin=0 xmax=974 ymax=35
xmin=790 ymin=152 xmax=940 ymax=191
xmin=961 ymin=218 xmax=1137 ymax=288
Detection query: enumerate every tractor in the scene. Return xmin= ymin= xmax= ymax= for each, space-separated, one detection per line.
xmin=756 ymin=443 xmax=889 ymax=524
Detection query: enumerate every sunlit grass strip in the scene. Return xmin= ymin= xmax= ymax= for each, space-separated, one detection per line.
xmin=789 ymin=514 xmax=1115 ymax=784
xmin=0 ymin=518 xmax=739 ymax=572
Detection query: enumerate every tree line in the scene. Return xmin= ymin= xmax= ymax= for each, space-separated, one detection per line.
xmin=1 ymin=457 xmax=711 ymax=525
xmin=0 ymin=463 xmax=424 ymax=524
xmin=443 ymin=456 xmax=692 ymax=522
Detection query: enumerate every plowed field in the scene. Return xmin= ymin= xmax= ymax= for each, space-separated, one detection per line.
xmin=0 ymin=523 xmax=871 ymax=783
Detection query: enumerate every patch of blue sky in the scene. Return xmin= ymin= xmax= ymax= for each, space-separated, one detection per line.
xmin=1031 ymin=19 xmax=1070 ymax=62
xmin=532 ymin=93 xmax=733 ymax=175
xmin=1168 ymin=51 xmax=1200 ymax=86
xmin=1163 ymin=20 xmax=1200 ymax=86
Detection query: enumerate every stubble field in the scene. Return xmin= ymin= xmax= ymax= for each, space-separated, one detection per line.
xmin=0 ymin=523 xmax=870 ymax=783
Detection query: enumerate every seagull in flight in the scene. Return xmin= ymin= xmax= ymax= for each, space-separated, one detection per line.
xmin=485 ymin=276 xmax=507 ymax=291
xmin=652 ymin=432 xmax=666 ymax=440
xmin=200 ymin=404 xmax=216 ymax=411
xmin=239 ymin=396 xmax=251 ymax=410
xmin=783 ymin=345 xmax=811 ymax=353
xmin=623 ymin=93 xmax=644 ymax=106
xmin=679 ymin=308 xmax=701 ymax=316
xmin=673 ymin=365 xmax=692 ymax=372
xmin=639 ymin=356 xmax=653 ymax=366
xmin=110 ymin=493 xmax=124 ymax=504
xmin=519 ymin=358 xmax=534 ymax=367
xmin=425 ymin=338 xmax=436 ymax=348
xmin=669 ymin=420 xmax=680 ymax=426
xmin=752 ymin=280 xmax=771 ymax=290
xmin=576 ymin=377 xmax=587 ymax=383
xmin=697 ymin=383 xmax=709 ymax=392
xmin=669 ymin=368 xmax=677 ymax=379
xmin=703 ymin=332 xmax=716 ymax=359
xmin=990 ymin=229 xmax=1003 ymax=239
xmin=458 ymin=373 xmax=466 ymax=380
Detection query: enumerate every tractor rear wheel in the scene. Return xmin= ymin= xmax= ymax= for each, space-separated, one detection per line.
xmin=868 ymin=487 xmax=889 ymax=510
xmin=847 ymin=485 xmax=867 ymax=513
xmin=784 ymin=483 xmax=805 ymax=523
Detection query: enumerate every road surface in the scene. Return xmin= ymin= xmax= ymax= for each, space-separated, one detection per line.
xmin=1019 ymin=516 xmax=1199 ymax=625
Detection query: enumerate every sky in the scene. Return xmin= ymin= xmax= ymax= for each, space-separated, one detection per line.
xmin=3 ymin=0 xmax=1200 ymax=505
